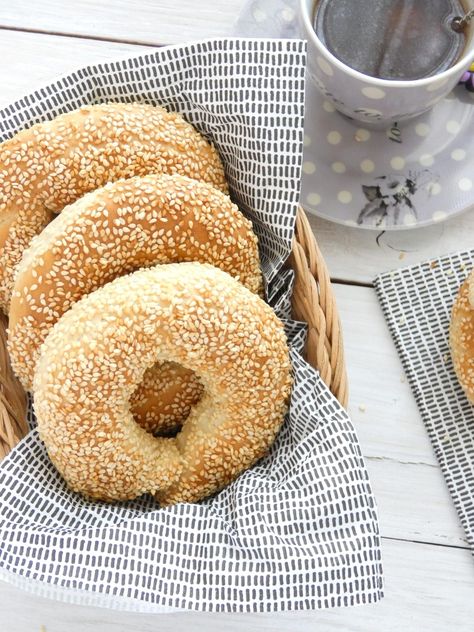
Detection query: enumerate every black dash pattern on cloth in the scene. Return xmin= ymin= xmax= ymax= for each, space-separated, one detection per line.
xmin=375 ymin=250 xmax=474 ymax=551
xmin=0 ymin=38 xmax=382 ymax=613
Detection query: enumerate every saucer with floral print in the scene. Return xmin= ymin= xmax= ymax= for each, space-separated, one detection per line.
xmin=235 ymin=0 xmax=474 ymax=230
xmin=300 ymin=80 xmax=474 ymax=230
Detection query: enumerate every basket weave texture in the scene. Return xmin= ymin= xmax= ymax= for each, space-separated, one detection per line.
xmin=0 ymin=206 xmax=347 ymax=460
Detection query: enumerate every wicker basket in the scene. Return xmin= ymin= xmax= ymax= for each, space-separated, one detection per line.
xmin=0 ymin=206 xmax=348 ymax=461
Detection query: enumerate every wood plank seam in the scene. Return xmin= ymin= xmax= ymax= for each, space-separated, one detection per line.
xmin=364 ymin=455 xmax=438 ymax=468
xmin=382 ymin=535 xmax=469 ymax=550
xmin=0 ymin=24 xmax=164 ymax=48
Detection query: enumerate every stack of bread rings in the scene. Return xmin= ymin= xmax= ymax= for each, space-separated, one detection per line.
xmin=2 ymin=103 xmax=292 ymax=504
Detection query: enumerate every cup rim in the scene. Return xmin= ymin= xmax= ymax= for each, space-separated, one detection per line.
xmin=300 ymin=0 xmax=474 ymax=88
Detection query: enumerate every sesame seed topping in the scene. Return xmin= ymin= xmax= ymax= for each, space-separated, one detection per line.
xmin=33 ymin=263 xmax=291 ymax=504
xmin=0 ymin=102 xmax=228 ymax=311
xmin=449 ymin=269 xmax=474 ymax=403
xmin=9 ymin=173 xmax=263 ymax=439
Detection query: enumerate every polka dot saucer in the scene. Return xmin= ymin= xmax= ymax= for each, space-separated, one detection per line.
xmin=301 ymin=80 xmax=474 ymax=229
xmin=235 ymin=0 xmax=474 ymax=230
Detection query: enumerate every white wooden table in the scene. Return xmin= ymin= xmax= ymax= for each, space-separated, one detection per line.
xmin=1 ymin=3 xmax=474 ymax=630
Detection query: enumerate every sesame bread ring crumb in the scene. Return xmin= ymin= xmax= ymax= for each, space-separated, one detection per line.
xmin=0 ymin=102 xmax=227 ymax=312
xmin=9 ymin=173 xmax=262 ymax=435
xmin=450 ymin=269 xmax=474 ymax=404
xmin=33 ymin=263 xmax=292 ymax=504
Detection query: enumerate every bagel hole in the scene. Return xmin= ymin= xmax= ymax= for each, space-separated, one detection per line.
xmin=129 ymin=361 xmax=204 ymax=438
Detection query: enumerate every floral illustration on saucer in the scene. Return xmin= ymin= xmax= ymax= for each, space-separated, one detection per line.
xmin=357 ymin=170 xmax=437 ymax=227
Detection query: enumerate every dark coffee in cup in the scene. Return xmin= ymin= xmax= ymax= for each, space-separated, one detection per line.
xmin=313 ymin=0 xmax=466 ymax=80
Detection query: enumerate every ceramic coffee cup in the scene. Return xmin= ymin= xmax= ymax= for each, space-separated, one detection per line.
xmin=300 ymin=0 xmax=474 ymax=127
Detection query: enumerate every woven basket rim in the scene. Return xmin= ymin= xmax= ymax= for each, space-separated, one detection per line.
xmin=289 ymin=207 xmax=348 ymax=407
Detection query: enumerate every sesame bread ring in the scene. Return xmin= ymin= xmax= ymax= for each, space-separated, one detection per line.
xmin=33 ymin=263 xmax=292 ymax=503
xmin=0 ymin=102 xmax=227 ymax=312
xmin=450 ymin=269 xmax=474 ymax=404
xmin=9 ymin=173 xmax=262 ymax=433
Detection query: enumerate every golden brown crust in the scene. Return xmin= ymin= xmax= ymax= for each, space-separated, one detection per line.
xmin=0 ymin=102 xmax=227 ymax=312
xmin=130 ymin=362 xmax=203 ymax=435
xmin=33 ymin=263 xmax=291 ymax=504
xmin=450 ymin=270 xmax=474 ymax=404
xmin=9 ymin=173 xmax=262 ymax=393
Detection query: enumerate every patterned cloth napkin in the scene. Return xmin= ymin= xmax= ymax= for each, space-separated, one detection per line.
xmin=0 ymin=38 xmax=382 ymax=613
xmin=375 ymin=251 xmax=474 ymax=550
